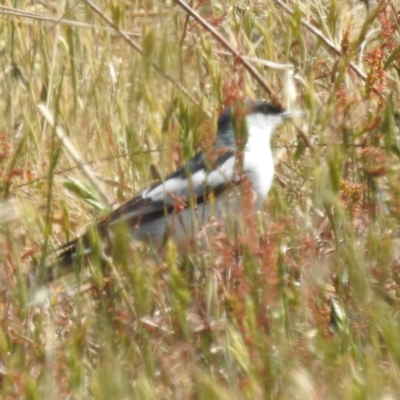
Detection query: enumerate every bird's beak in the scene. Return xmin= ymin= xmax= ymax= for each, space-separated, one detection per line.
xmin=281 ymin=110 xmax=307 ymax=119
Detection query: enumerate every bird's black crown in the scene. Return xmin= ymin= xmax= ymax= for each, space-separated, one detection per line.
xmin=248 ymin=100 xmax=285 ymax=116
xmin=217 ymin=100 xmax=284 ymax=135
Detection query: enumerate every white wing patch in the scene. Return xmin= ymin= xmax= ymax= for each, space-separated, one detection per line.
xmin=142 ymin=156 xmax=235 ymax=202
xmin=205 ymin=156 xmax=235 ymax=187
xmin=142 ymin=177 xmax=185 ymax=200
xmin=142 ymin=169 xmax=207 ymax=202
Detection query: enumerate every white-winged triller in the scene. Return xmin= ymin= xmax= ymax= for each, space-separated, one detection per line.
xmin=39 ymin=100 xmax=306 ymax=282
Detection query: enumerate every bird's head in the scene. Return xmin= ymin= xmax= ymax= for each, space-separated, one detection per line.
xmin=215 ymin=100 xmax=305 ymax=150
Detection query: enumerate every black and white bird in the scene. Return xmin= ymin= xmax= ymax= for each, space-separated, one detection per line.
xmin=45 ymin=100 xmax=303 ymax=281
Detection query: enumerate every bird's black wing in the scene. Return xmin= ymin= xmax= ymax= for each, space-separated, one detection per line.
xmin=108 ymin=148 xmax=235 ymax=225
xmin=48 ymin=148 xmax=237 ymax=278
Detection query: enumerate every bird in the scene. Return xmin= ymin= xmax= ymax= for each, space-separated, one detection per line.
xmin=42 ymin=100 xmax=304 ymax=282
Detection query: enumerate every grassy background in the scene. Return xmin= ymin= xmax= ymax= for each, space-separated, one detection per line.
xmin=1 ymin=0 xmax=400 ymax=398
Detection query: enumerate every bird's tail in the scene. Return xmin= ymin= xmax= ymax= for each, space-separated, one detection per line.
xmin=33 ymin=225 xmax=109 ymax=284
xmin=46 ymin=237 xmax=87 ymax=281
xmin=28 ymin=237 xmax=87 ymax=285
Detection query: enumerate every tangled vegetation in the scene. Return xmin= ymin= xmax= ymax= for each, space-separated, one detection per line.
xmin=0 ymin=0 xmax=400 ymax=398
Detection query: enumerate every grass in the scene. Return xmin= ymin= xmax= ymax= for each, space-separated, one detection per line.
xmin=1 ymin=0 xmax=400 ymax=398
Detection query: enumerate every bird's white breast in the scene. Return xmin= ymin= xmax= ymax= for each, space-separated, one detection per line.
xmin=244 ymin=113 xmax=281 ymax=209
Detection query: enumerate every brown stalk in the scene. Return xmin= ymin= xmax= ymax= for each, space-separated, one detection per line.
xmin=273 ymin=0 xmax=385 ymax=85
xmin=173 ymin=0 xmax=278 ymax=105
xmin=0 ymin=5 xmax=293 ymax=78
xmin=83 ymin=0 xmax=205 ymax=114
